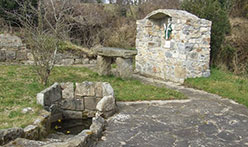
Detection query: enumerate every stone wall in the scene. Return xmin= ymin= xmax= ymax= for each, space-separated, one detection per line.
xmin=0 ymin=33 xmax=96 ymax=65
xmin=37 ymin=82 xmax=116 ymax=121
xmin=136 ymin=9 xmax=212 ymax=83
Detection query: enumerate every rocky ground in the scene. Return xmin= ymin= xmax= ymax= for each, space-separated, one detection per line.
xmin=96 ymin=75 xmax=248 ymax=147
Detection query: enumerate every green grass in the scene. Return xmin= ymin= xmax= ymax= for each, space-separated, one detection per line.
xmin=184 ymin=68 xmax=248 ymax=107
xmin=0 ymin=64 xmax=185 ymax=129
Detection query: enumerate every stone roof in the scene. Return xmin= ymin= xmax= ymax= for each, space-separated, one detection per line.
xmin=145 ymin=9 xmax=200 ymax=20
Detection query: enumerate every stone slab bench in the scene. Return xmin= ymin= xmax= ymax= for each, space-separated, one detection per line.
xmin=94 ymin=47 xmax=137 ymax=78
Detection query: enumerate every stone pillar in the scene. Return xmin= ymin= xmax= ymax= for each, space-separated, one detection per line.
xmin=116 ymin=57 xmax=133 ymax=78
xmin=97 ymin=55 xmax=112 ymax=76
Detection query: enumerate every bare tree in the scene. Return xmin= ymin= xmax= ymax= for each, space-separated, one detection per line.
xmin=12 ymin=0 xmax=72 ymax=85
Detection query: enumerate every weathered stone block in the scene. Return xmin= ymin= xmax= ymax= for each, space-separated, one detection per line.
xmin=84 ymin=97 xmax=101 ymax=110
xmin=90 ymin=116 xmax=105 ymax=138
xmin=82 ymin=58 xmax=89 ymax=64
xmin=0 ymin=128 xmax=24 ymax=146
xmin=94 ymin=47 xmax=137 ymax=58
xmin=37 ymin=83 xmax=62 ymax=106
xmin=97 ymin=55 xmax=112 ymax=76
xmin=60 ymin=82 xmax=74 ymax=99
xmin=24 ymin=125 xmax=39 ymax=140
xmin=96 ymin=95 xmax=116 ymax=112
xmin=175 ymin=66 xmax=186 ymax=79
xmin=60 ymin=99 xmax=84 ymax=111
xmin=61 ymin=59 xmax=74 ymax=65
xmin=74 ymin=58 xmax=82 ymax=64
xmin=5 ymin=50 xmax=16 ymax=61
xmin=102 ymin=82 xmax=114 ymax=97
xmin=116 ymin=57 xmax=134 ymax=78
xmin=82 ymin=109 xmax=96 ymax=118
xmin=75 ymin=82 xmax=95 ymax=98
xmin=0 ymin=50 xmax=6 ymax=62
xmin=95 ymin=82 xmax=103 ymax=97
xmin=62 ymin=110 xmax=83 ymax=119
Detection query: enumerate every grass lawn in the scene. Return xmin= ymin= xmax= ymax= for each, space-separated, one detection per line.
xmin=0 ymin=64 xmax=185 ymax=129
xmin=185 ymin=68 xmax=248 ymax=107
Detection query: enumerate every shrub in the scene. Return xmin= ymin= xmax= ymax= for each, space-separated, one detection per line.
xmin=0 ymin=0 xmax=38 ymax=25
xmin=222 ymin=18 xmax=248 ymax=74
xmin=230 ymin=0 xmax=248 ymax=18
xmin=181 ymin=0 xmax=231 ymax=65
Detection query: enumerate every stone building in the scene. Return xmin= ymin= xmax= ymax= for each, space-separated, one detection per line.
xmin=135 ymin=9 xmax=212 ymax=83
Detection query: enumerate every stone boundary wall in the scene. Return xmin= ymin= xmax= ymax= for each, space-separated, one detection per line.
xmin=0 ymin=33 xmax=96 ymax=66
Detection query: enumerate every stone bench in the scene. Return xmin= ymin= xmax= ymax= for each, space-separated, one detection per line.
xmin=94 ymin=47 xmax=137 ymax=78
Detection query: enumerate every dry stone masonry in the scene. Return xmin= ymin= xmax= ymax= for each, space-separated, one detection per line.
xmin=136 ymin=9 xmax=212 ymax=83
xmin=0 ymin=33 xmax=96 ymax=65
xmin=37 ymin=82 xmax=116 ymax=121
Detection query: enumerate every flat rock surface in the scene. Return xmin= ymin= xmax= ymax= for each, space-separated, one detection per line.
xmin=96 ymin=76 xmax=248 ymax=147
xmin=95 ymin=47 xmax=137 ymax=58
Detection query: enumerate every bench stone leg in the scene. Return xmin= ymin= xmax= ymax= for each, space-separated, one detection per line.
xmin=97 ymin=55 xmax=111 ymax=76
xmin=116 ymin=57 xmax=133 ymax=78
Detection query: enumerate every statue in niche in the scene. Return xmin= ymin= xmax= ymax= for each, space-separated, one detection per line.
xmin=164 ymin=18 xmax=173 ymax=40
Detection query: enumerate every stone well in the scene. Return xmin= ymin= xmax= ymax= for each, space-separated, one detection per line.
xmin=0 ymin=82 xmax=117 ymax=146
xmin=37 ymin=82 xmax=116 ymax=121
xmin=136 ymin=9 xmax=212 ymax=83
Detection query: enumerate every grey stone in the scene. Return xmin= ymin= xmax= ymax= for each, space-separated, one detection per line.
xmin=74 ymin=59 xmax=82 ymax=64
xmin=75 ymin=82 xmax=95 ymax=98
xmin=95 ymin=82 xmax=103 ymax=97
xmin=0 ymin=128 xmax=24 ymax=146
xmin=5 ymin=50 xmax=16 ymax=61
xmin=94 ymin=47 xmax=137 ymax=58
xmin=102 ymin=82 xmax=114 ymax=97
xmin=90 ymin=116 xmax=105 ymax=138
xmin=0 ymin=50 xmax=6 ymax=62
xmin=116 ymin=57 xmax=134 ymax=78
xmin=89 ymin=59 xmax=97 ymax=64
xmin=83 ymin=109 xmax=97 ymax=118
xmin=97 ymin=55 xmax=111 ymax=76
xmin=165 ymin=52 xmax=172 ymax=58
xmin=60 ymin=82 xmax=74 ymax=99
xmin=96 ymin=95 xmax=116 ymax=112
xmin=62 ymin=110 xmax=83 ymax=119
xmin=21 ymin=107 xmax=34 ymax=114
xmin=24 ymin=125 xmax=39 ymax=140
xmin=61 ymin=59 xmax=74 ymax=65
xmin=60 ymin=98 xmax=84 ymax=111
xmin=4 ymin=138 xmax=48 ymax=147
xmin=84 ymin=97 xmax=101 ymax=110
xmin=0 ymin=33 xmax=23 ymax=48
xmin=37 ymin=83 xmax=62 ymax=106
xmin=82 ymin=58 xmax=90 ymax=64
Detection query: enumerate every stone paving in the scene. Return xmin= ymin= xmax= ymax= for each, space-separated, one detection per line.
xmin=96 ymin=75 xmax=248 ymax=147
